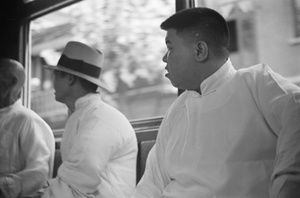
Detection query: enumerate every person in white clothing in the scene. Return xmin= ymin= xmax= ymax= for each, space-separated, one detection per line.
xmin=0 ymin=58 xmax=55 ymax=198
xmin=132 ymin=7 xmax=300 ymax=198
xmin=42 ymin=41 xmax=138 ymax=198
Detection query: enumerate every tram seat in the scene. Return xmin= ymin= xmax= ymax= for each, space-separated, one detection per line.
xmin=52 ymin=117 xmax=161 ymax=184
xmin=53 ymin=149 xmax=62 ymax=178
xmin=136 ymin=140 xmax=156 ymax=183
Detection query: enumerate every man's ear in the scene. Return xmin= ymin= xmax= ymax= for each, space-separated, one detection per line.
xmin=11 ymin=77 xmax=17 ymax=86
xmin=68 ymin=74 xmax=77 ymax=86
xmin=194 ymin=41 xmax=208 ymax=62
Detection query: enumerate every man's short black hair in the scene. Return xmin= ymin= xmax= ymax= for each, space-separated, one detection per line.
xmin=160 ymin=7 xmax=230 ymax=56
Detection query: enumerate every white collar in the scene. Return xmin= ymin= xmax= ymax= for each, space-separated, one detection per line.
xmin=0 ymin=99 xmax=22 ymax=114
xmin=74 ymin=93 xmax=101 ymax=111
xmin=200 ymin=58 xmax=237 ymax=95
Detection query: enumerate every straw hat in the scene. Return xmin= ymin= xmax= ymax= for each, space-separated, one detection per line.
xmin=44 ymin=41 xmax=107 ymax=89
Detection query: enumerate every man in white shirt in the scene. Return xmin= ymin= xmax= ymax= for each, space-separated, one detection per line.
xmin=0 ymin=58 xmax=55 ymax=198
xmin=132 ymin=7 xmax=300 ymax=198
xmin=42 ymin=41 xmax=138 ymax=198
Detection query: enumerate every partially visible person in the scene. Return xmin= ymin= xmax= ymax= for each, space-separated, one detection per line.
xmin=0 ymin=58 xmax=55 ymax=198
xmin=42 ymin=41 xmax=138 ymax=198
xmin=132 ymin=7 xmax=300 ymax=198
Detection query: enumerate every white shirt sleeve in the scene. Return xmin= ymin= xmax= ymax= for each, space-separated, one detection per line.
xmin=249 ymin=65 xmax=300 ymax=197
xmin=19 ymin=117 xmax=52 ymax=196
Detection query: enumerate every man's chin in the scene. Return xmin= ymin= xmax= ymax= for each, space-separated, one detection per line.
xmin=165 ymin=77 xmax=178 ymax=89
xmin=54 ymin=95 xmax=61 ymax=103
xmin=165 ymin=73 xmax=171 ymax=80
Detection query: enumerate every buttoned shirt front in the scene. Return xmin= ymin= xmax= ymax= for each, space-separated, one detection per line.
xmin=133 ymin=59 xmax=300 ymax=198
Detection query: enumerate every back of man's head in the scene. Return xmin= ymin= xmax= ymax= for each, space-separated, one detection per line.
xmin=160 ymin=7 xmax=230 ymax=57
xmin=0 ymin=58 xmax=25 ymax=108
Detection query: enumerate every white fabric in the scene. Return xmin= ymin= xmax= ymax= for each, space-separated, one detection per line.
xmin=0 ymin=100 xmax=54 ymax=198
xmin=43 ymin=93 xmax=137 ymax=198
xmin=133 ymin=59 xmax=300 ymax=198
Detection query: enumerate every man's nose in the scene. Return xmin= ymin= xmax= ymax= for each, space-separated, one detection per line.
xmin=162 ymin=52 xmax=167 ymax=63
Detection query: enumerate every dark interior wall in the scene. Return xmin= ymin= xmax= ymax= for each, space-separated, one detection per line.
xmin=0 ymin=0 xmax=82 ymax=61
xmin=0 ymin=0 xmax=21 ymax=60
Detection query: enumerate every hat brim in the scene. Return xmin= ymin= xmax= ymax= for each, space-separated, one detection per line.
xmin=44 ymin=65 xmax=109 ymax=91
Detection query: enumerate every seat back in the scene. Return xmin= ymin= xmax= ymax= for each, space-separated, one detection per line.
xmin=52 ymin=150 xmax=62 ymax=178
xmin=133 ymin=117 xmax=161 ymax=183
xmin=136 ymin=140 xmax=156 ymax=183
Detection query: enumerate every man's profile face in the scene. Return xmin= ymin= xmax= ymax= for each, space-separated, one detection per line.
xmin=162 ymin=29 xmax=199 ymax=91
xmin=0 ymin=75 xmax=12 ymax=107
xmin=0 ymin=64 xmax=15 ymax=108
xmin=52 ymin=70 xmax=71 ymax=104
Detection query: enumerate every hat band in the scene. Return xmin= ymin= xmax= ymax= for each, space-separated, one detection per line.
xmin=58 ymin=54 xmax=101 ymax=78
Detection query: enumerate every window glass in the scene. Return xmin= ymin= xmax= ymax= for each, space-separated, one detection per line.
xmin=196 ymin=0 xmax=300 ymax=83
xmin=292 ymin=0 xmax=300 ymax=37
xmin=31 ymin=0 xmax=177 ymax=130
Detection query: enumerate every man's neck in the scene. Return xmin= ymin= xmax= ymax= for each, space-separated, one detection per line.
xmin=65 ymin=91 xmax=92 ymax=112
xmin=0 ymin=96 xmax=18 ymax=109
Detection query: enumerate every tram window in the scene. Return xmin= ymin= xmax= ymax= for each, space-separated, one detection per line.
xmin=292 ymin=0 xmax=300 ymax=37
xmin=30 ymin=0 xmax=177 ymax=130
xmin=30 ymin=0 xmax=300 ymax=130
xmin=195 ymin=0 xmax=300 ymax=83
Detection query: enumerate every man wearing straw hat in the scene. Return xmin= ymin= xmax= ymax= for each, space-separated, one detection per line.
xmin=42 ymin=41 xmax=137 ymax=198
